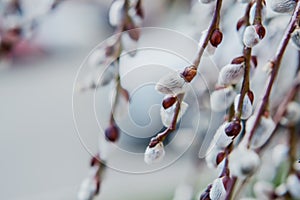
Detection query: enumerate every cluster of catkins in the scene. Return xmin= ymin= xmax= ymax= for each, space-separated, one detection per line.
xmin=78 ymin=1 xmax=144 ymax=200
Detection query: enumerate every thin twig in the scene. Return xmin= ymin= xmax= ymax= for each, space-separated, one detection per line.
xmin=247 ymin=1 xmax=300 ymax=147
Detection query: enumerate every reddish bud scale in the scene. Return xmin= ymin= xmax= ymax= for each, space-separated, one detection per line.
xmin=90 ymin=155 xmax=101 ymax=166
xmin=222 ymin=176 xmax=233 ymax=191
xmin=216 ymin=152 xmax=226 ymax=165
xmin=225 ymin=120 xmax=241 ymax=137
xmin=105 ymin=124 xmax=119 ymax=142
xmin=125 ymin=23 xmax=140 ymax=41
xmin=135 ymin=0 xmax=144 ymax=18
xmin=231 ymin=56 xmax=245 ymax=64
xmin=251 ymin=56 xmax=258 ymax=68
xmin=120 ymin=87 xmax=130 ymax=102
xmin=237 ymin=17 xmax=246 ymax=31
xmin=210 ymin=29 xmax=223 ymax=47
xmin=162 ymin=96 xmax=177 ymax=109
xmin=181 ymin=66 xmax=197 ymax=82
xmin=255 ymin=24 xmax=266 ymax=39
xmin=247 ymin=90 xmax=254 ymax=104
xmin=105 ymin=45 xmax=115 ymax=57
xmin=149 ymin=138 xmax=159 ymax=148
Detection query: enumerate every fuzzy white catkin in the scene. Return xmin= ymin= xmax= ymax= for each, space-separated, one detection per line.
xmin=210 ymin=86 xmax=237 ymax=112
xmin=160 ymin=101 xmax=188 ymax=127
xmin=253 ymin=181 xmax=274 ymax=200
xmin=275 ymin=183 xmax=287 ymax=197
xmin=78 ymin=177 xmax=97 ymax=200
xmin=228 ymin=146 xmax=260 ymax=178
xmin=243 ymin=25 xmax=260 ymax=48
xmin=218 ymin=63 xmax=245 ymax=86
xmin=286 ymin=174 xmax=300 ymax=199
xmin=234 ymin=94 xmax=253 ymax=119
xmin=213 ymin=122 xmax=234 ymax=149
xmin=280 ymin=101 xmax=300 ymax=126
xmin=109 ymin=0 xmax=125 ymax=27
xmin=205 ymin=143 xmax=223 ymax=168
xmin=242 ymin=115 xmax=276 ymax=149
xmin=291 ymin=29 xmax=300 ymax=50
xmin=155 ymin=71 xmax=186 ymax=95
xmin=144 ymin=142 xmax=165 ymax=164
xmin=270 ymin=0 xmax=296 ymax=13
xmin=209 ymin=178 xmax=227 ymax=200
xmin=88 ymin=48 xmax=106 ymax=68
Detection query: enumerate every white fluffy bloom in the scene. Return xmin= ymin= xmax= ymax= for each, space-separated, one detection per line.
xmin=241 ymin=115 xmax=276 ymax=149
xmin=109 ymin=0 xmax=125 ymax=27
xmin=160 ymin=101 xmax=188 ymax=127
xmin=270 ymin=0 xmax=296 ymax=13
xmin=275 ymin=183 xmax=287 ymax=197
xmin=155 ymin=71 xmax=187 ymax=95
xmin=213 ymin=122 xmax=234 ymax=149
xmin=199 ymin=29 xmax=216 ymax=56
xmin=286 ymin=174 xmax=300 ymax=199
xmin=210 ymin=86 xmax=237 ymax=112
xmin=144 ymin=142 xmax=165 ymax=164
xmin=218 ymin=63 xmax=244 ymax=86
xmin=280 ymin=101 xmax=300 ymax=126
xmin=243 ymin=25 xmax=260 ymax=48
xmin=292 ymin=29 xmax=300 ymax=50
xmin=253 ymin=181 xmax=274 ymax=200
xmin=234 ymin=94 xmax=253 ymax=119
xmin=209 ymin=178 xmax=227 ymax=200
xmin=78 ymin=167 xmax=98 ymax=200
xmin=228 ymin=146 xmax=260 ymax=178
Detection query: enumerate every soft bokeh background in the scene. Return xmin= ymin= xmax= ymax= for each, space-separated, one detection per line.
xmin=1 ymin=0 xmax=298 ymax=199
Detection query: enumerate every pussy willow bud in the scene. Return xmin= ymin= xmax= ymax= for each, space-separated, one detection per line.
xmin=270 ymin=0 xmax=296 ymax=13
xmin=210 ymin=86 xmax=237 ymax=111
xmin=231 ymin=56 xmax=245 ymax=65
xmin=162 ymin=96 xmax=177 ymax=109
xmin=272 ymin=144 xmax=289 ymax=167
xmin=205 ymin=144 xmax=224 ymax=168
xmin=253 ymin=181 xmax=274 ymax=200
xmin=224 ymin=119 xmax=242 ymax=137
xmin=242 ymin=115 xmax=276 ymax=149
xmin=199 ymin=30 xmax=216 ymax=56
xmin=218 ymin=63 xmax=245 ymax=86
xmin=291 ymin=28 xmax=300 ymax=50
xmin=109 ymin=0 xmax=125 ymax=27
xmin=243 ymin=25 xmax=265 ymax=48
xmin=213 ymin=122 xmax=235 ymax=149
xmin=280 ymin=101 xmax=300 ymax=126
xmin=209 ymin=177 xmax=227 ymax=200
xmin=234 ymin=94 xmax=253 ymax=120
xmin=160 ymin=101 xmax=188 ymax=127
xmin=181 ymin=66 xmax=197 ymax=82
xmin=228 ymin=146 xmax=260 ymax=178
xmin=210 ymin=29 xmax=223 ymax=47
xmin=105 ymin=123 xmax=119 ymax=142
xmin=286 ymin=174 xmax=300 ymax=199
xmin=78 ymin=176 xmax=97 ymax=200
xmin=144 ymin=141 xmax=165 ymax=164
xmin=155 ymin=71 xmax=186 ymax=95
xmin=237 ymin=17 xmax=246 ymax=31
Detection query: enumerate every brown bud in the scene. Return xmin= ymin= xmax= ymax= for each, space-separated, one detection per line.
xmin=222 ymin=176 xmax=233 ymax=190
xmin=210 ymin=29 xmax=223 ymax=47
xmin=90 ymin=155 xmax=100 ymax=166
xmin=162 ymin=96 xmax=177 ymax=109
xmin=105 ymin=45 xmax=115 ymax=57
xmin=181 ymin=66 xmax=197 ymax=82
xmin=105 ymin=124 xmax=119 ymax=142
xmin=251 ymin=56 xmax=258 ymax=68
xmin=125 ymin=23 xmax=140 ymax=41
xmin=237 ymin=17 xmax=246 ymax=31
xmin=225 ymin=120 xmax=241 ymax=137
xmin=216 ymin=152 xmax=225 ymax=165
xmin=231 ymin=56 xmax=245 ymax=64
xmin=255 ymin=24 xmax=266 ymax=39
xmin=149 ymin=138 xmax=159 ymax=148
xmin=135 ymin=0 xmax=144 ymax=19
xmin=247 ymin=90 xmax=254 ymax=104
